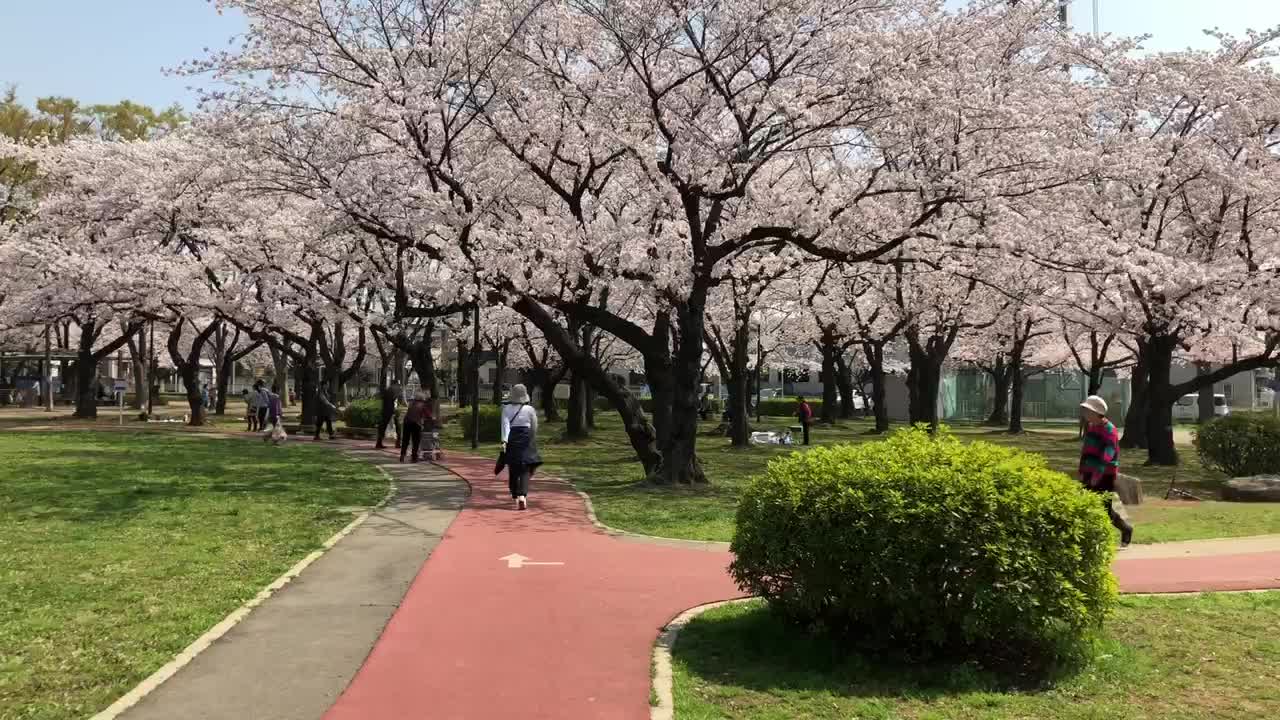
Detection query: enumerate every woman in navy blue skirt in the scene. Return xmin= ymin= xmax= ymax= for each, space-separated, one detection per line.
xmin=500 ymin=384 xmax=541 ymax=510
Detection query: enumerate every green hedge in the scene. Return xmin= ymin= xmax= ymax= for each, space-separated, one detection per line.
xmin=1195 ymin=412 xmax=1280 ymax=478
xmin=460 ymin=404 xmax=504 ymax=443
xmin=342 ymin=398 xmax=383 ymax=429
xmin=731 ymin=426 xmax=1116 ymax=665
xmin=754 ymin=397 xmax=819 ymax=417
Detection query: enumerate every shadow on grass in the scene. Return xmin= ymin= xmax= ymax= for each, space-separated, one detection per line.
xmin=675 ymin=602 xmax=1095 ymax=705
xmin=2 ymin=430 xmax=372 ymax=523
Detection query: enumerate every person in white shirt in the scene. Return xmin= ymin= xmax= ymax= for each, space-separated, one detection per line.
xmin=501 ymin=384 xmax=541 ymax=510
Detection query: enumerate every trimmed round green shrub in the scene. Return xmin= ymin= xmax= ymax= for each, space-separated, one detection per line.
xmin=1194 ymin=412 xmax=1280 ymax=478
xmin=342 ymin=398 xmax=382 ymax=429
xmin=730 ymin=426 xmax=1117 ymax=665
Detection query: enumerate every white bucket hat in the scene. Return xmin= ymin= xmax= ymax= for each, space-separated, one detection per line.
xmin=509 ymin=384 xmax=531 ymax=404
xmin=1080 ymin=395 xmax=1108 ymax=416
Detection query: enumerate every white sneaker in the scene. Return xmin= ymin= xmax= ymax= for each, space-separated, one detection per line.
xmin=517 ymin=496 xmax=527 ymax=510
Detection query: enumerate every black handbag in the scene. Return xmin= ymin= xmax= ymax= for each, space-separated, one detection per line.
xmin=494 ymin=449 xmax=507 ymax=476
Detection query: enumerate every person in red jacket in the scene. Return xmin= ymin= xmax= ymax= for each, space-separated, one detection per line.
xmin=797 ymin=396 xmax=813 ymax=446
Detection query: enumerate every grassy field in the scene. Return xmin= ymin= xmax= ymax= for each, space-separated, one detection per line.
xmin=672 ymin=593 xmax=1280 ymax=720
xmin=451 ymin=413 xmax=1280 ymax=544
xmin=0 ymin=431 xmax=385 ymax=720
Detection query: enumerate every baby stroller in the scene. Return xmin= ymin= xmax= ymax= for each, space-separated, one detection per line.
xmin=421 ymin=420 xmax=444 ymax=460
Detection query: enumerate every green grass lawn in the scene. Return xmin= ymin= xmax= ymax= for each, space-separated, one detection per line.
xmin=0 ymin=431 xmax=385 ymax=720
xmin=451 ymin=413 xmax=1280 ymax=545
xmin=673 ymin=593 xmax=1280 ymax=720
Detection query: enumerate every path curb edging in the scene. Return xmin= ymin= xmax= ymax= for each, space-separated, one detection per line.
xmin=649 ymin=599 xmax=754 ymax=720
xmin=88 ymin=458 xmax=397 ymax=720
xmin=573 ymin=488 xmax=732 ymax=552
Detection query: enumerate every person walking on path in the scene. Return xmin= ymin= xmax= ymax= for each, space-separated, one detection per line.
xmin=314 ymin=383 xmax=337 ymax=441
xmin=501 ymin=384 xmax=541 ymax=510
xmin=375 ymin=381 xmax=402 ymax=450
xmin=1079 ymin=395 xmax=1134 ymax=548
xmin=200 ymin=384 xmax=211 ymax=417
xmin=796 ymin=395 xmax=814 ymax=446
xmin=400 ymin=391 xmax=430 ymax=462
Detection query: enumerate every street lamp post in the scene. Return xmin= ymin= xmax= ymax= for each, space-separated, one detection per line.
xmin=471 ymin=302 xmax=481 ymax=450
xmin=147 ymin=320 xmax=156 ymax=416
xmin=43 ymin=325 xmax=53 ymax=412
xmin=755 ymin=322 xmax=762 ymax=424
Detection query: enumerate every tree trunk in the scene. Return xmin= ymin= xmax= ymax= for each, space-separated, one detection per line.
xmin=985 ymin=355 xmax=1011 ymax=426
xmin=566 ymin=371 xmax=589 ymax=439
xmin=513 ymin=296 xmax=662 ymax=475
xmin=391 ymin=347 xmax=407 ymax=387
xmin=456 ymin=340 xmax=471 ymax=407
xmin=864 ymin=342 xmax=890 ymax=433
xmin=491 ymin=341 xmax=508 ymax=405
xmin=297 ymin=346 xmax=319 ymax=430
xmin=819 ymin=334 xmax=839 ymax=425
xmin=540 ymin=368 xmax=564 ymax=422
xmin=1120 ymin=339 xmax=1150 ymax=449
xmin=835 ymin=355 xmax=856 ymax=420
xmin=1008 ymin=363 xmax=1028 ymax=434
xmin=906 ymin=335 xmax=946 ymax=430
xmin=178 ymin=361 xmax=202 ymax=424
xmin=166 ymin=319 xmax=219 ymax=427
xmin=582 ymin=326 xmax=597 ymax=429
xmin=215 ymin=355 xmax=233 ymax=416
xmin=210 ymin=325 xmax=237 ymax=416
xmin=1196 ymin=362 xmax=1214 ymax=423
xmin=646 ymin=363 xmax=674 ymax=451
xmin=653 ymin=297 xmax=709 ymax=485
xmin=74 ymin=351 xmax=98 ymax=418
xmin=407 ymin=337 xmax=440 ymax=409
xmin=270 ymin=344 xmax=290 ymax=407
xmin=728 ymin=319 xmax=752 ymax=447
xmin=126 ymin=332 xmax=148 ymax=411
xmin=1144 ymin=334 xmax=1179 ymax=466
xmin=72 ymin=318 xmax=140 ymax=419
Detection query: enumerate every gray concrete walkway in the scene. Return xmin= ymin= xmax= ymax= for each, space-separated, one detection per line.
xmin=117 ymin=448 xmax=467 ymax=720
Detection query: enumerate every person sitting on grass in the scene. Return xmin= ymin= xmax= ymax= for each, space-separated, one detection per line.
xmin=1079 ymin=395 xmax=1134 ymax=548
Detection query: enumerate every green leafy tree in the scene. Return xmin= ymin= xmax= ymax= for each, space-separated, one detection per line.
xmin=88 ymin=100 xmax=185 ymax=141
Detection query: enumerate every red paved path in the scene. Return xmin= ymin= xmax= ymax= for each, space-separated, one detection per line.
xmin=1113 ymin=551 xmax=1280 ymax=593
xmin=323 ymin=453 xmax=742 ymax=720
xmin=325 ymin=448 xmax=1280 ymax=719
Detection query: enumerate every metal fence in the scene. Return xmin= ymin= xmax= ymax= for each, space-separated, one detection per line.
xmin=944 ymin=368 xmax=1129 ymax=424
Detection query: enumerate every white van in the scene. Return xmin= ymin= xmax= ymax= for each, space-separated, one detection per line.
xmin=1172 ymin=393 xmax=1230 ymax=421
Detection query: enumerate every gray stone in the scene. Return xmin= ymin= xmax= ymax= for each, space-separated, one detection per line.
xmin=1221 ymin=475 xmax=1280 ymax=503
xmin=1115 ymin=473 xmax=1144 ymax=506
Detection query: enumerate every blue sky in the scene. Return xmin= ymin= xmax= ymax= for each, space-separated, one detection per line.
xmin=0 ymin=0 xmax=1277 ymax=111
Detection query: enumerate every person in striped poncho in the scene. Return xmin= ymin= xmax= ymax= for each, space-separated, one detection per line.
xmin=1079 ymin=395 xmax=1134 ymax=548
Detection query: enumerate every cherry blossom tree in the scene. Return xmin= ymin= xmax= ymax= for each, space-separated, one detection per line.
xmin=0 ymin=137 xmax=217 ymax=417
xmin=1042 ymin=29 xmax=1280 ymax=463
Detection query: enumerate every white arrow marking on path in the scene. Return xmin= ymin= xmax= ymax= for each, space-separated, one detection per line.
xmin=500 ymin=553 xmax=565 ymax=569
